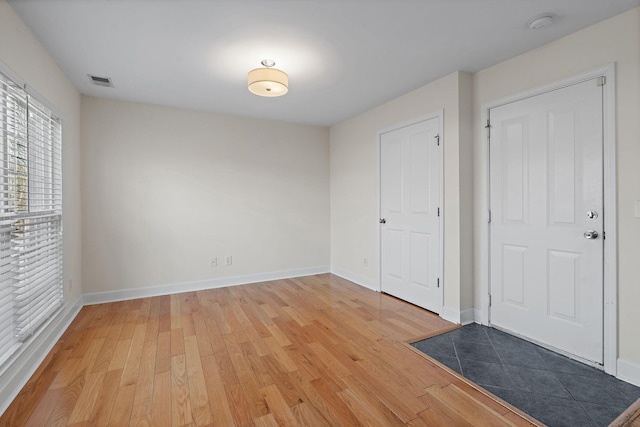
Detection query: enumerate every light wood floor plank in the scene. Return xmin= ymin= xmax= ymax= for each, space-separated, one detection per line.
xmin=87 ymin=368 xmax=122 ymax=427
xmin=155 ymin=330 xmax=171 ymax=374
xmin=0 ymin=274 xmax=542 ymax=426
xmin=67 ymin=371 xmax=106 ymax=424
xmin=24 ymin=388 xmax=64 ymax=427
xmin=200 ymin=355 xmax=235 ymax=427
xmin=120 ymin=324 xmax=147 ymax=387
xmin=260 ymin=384 xmax=298 ymax=427
xmin=108 ymin=383 xmax=136 ymax=427
xmin=130 ymin=340 xmax=157 ymax=420
xmin=150 ymin=371 xmax=171 ymax=427
xmin=183 ymin=335 xmax=212 ymax=426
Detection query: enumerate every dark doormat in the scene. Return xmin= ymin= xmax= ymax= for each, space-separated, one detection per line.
xmin=411 ymin=324 xmax=640 ymax=427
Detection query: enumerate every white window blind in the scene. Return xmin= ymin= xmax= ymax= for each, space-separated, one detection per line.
xmin=0 ymin=70 xmax=63 ymax=368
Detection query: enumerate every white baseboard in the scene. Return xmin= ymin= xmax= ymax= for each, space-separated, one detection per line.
xmin=83 ymin=266 xmax=330 ymax=305
xmin=617 ymin=358 xmax=640 ymax=387
xmin=460 ymin=309 xmax=476 ymax=325
xmin=473 ymin=308 xmax=484 ymax=325
xmin=441 ymin=307 xmax=460 ymax=324
xmin=0 ymin=297 xmax=82 ymax=416
xmin=329 ymin=267 xmax=378 ymax=292
xmin=441 ymin=308 xmax=476 ymax=325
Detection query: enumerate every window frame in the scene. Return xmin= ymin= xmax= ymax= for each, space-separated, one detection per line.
xmin=0 ymin=65 xmax=64 ymax=371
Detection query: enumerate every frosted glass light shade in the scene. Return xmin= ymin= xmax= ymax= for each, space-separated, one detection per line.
xmin=248 ymin=67 xmax=288 ymax=97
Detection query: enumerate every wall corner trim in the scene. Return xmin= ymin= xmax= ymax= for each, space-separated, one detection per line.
xmin=473 ymin=308 xmax=484 ymax=325
xmin=459 ymin=309 xmax=476 ymax=325
xmin=0 ymin=297 xmax=82 ymax=416
xmin=617 ymin=358 xmax=640 ymax=387
xmin=83 ymin=266 xmax=330 ymax=305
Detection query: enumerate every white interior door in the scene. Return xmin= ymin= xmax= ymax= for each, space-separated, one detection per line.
xmin=380 ymin=117 xmax=442 ymax=313
xmin=489 ymin=79 xmax=604 ymax=364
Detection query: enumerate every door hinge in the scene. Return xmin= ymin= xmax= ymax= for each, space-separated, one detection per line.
xmin=437 ymin=278 xmax=440 ymax=288
xmin=437 ymin=207 xmax=440 ymax=217
xmin=603 ymin=231 xmax=606 ymax=239
xmin=597 ymin=76 xmax=606 ymax=86
xmin=435 ymin=134 xmax=440 ymax=146
xmin=488 ymin=210 xmax=492 ymax=223
xmin=489 ymin=294 xmax=492 ymax=307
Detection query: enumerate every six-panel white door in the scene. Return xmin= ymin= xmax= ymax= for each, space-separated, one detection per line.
xmin=489 ymin=79 xmax=604 ymax=364
xmin=380 ymin=117 xmax=441 ymax=313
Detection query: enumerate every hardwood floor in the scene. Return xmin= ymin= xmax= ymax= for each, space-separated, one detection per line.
xmin=612 ymin=399 xmax=640 ymax=427
xmin=0 ymin=274 xmax=541 ymax=426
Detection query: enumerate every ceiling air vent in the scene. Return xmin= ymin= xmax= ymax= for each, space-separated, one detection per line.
xmin=88 ymin=74 xmax=114 ymax=88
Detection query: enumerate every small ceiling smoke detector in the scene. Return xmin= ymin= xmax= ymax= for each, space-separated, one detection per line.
xmin=528 ymin=14 xmax=554 ymax=30
xmin=88 ymin=74 xmax=114 ymax=88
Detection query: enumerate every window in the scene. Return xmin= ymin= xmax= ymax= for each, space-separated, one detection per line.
xmin=0 ymin=69 xmax=63 ymax=368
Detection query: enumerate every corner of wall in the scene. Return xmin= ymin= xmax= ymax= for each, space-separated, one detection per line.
xmin=458 ymin=72 xmax=475 ymax=313
xmin=617 ymin=358 xmax=640 ymax=387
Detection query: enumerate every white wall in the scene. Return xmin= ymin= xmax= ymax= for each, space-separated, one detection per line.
xmin=81 ymin=97 xmax=329 ymax=297
xmin=472 ymin=8 xmax=640 ymax=368
xmin=0 ymin=0 xmax=82 ymax=413
xmin=329 ymin=71 xmax=474 ymax=321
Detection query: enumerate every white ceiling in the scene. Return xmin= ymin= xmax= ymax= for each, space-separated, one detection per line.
xmin=8 ymin=0 xmax=640 ymax=126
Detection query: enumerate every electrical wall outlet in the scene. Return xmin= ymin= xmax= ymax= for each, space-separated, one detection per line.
xmin=363 ymin=257 xmax=368 ymax=266
xmin=210 ymin=257 xmax=218 ymax=267
xmin=225 ymin=256 xmax=232 ymax=266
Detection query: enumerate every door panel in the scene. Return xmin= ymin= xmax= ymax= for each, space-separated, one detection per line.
xmin=501 ymin=118 xmax=528 ymax=224
xmin=549 ymin=109 xmax=577 ymax=224
xmin=380 ymin=117 xmax=441 ymax=313
xmin=382 ymin=139 xmax=403 ymax=213
xmin=386 ymin=229 xmax=403 ymax=279
xmin=548 ymin=249 xmax=580 ymax=321
xmin=502 ymin=244 xmax=526 ymax=307
xmin=489 ymin=79 xmax=603 ymax=364
xmin=410 ymin=232 xmax=430 ymax=286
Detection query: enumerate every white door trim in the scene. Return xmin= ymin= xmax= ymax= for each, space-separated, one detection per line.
xmin=376 ymin=110 xmax=445 ymax=313
xmin=478 ymin=64 xmax=617 ymax=374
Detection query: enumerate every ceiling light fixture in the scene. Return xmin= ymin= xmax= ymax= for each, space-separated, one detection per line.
xmin=248 ymin=59 xmax=288 ymax=97
xmin=528 ymin=14 xmax=554 ymax=30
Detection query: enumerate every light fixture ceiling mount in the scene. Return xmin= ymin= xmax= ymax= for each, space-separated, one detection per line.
xmin=248 ymin=59 xmax=288 ymax=97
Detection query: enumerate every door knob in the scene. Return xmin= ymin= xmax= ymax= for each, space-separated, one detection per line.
xmin=379 ymin=218 xmax=386 ymax=224
xmin=584 ymin=230 xmax=599 ymax=240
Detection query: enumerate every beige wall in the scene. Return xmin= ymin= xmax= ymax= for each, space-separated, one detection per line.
xmin=0 ymin=0 xmax=82 ymax=304
xmin=329 ymin=71 xmax=474 ymax=321
xmin=472 ymin=8 xmax=640 ymax=364
xmin=81 ymin=97 xmax=329 ymax=294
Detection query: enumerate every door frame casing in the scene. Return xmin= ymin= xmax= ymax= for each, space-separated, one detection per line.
xmin=376 ymin=110 xmax=445 ymax=314
xmin=478 ymin=64 xmax=617 ymax=374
